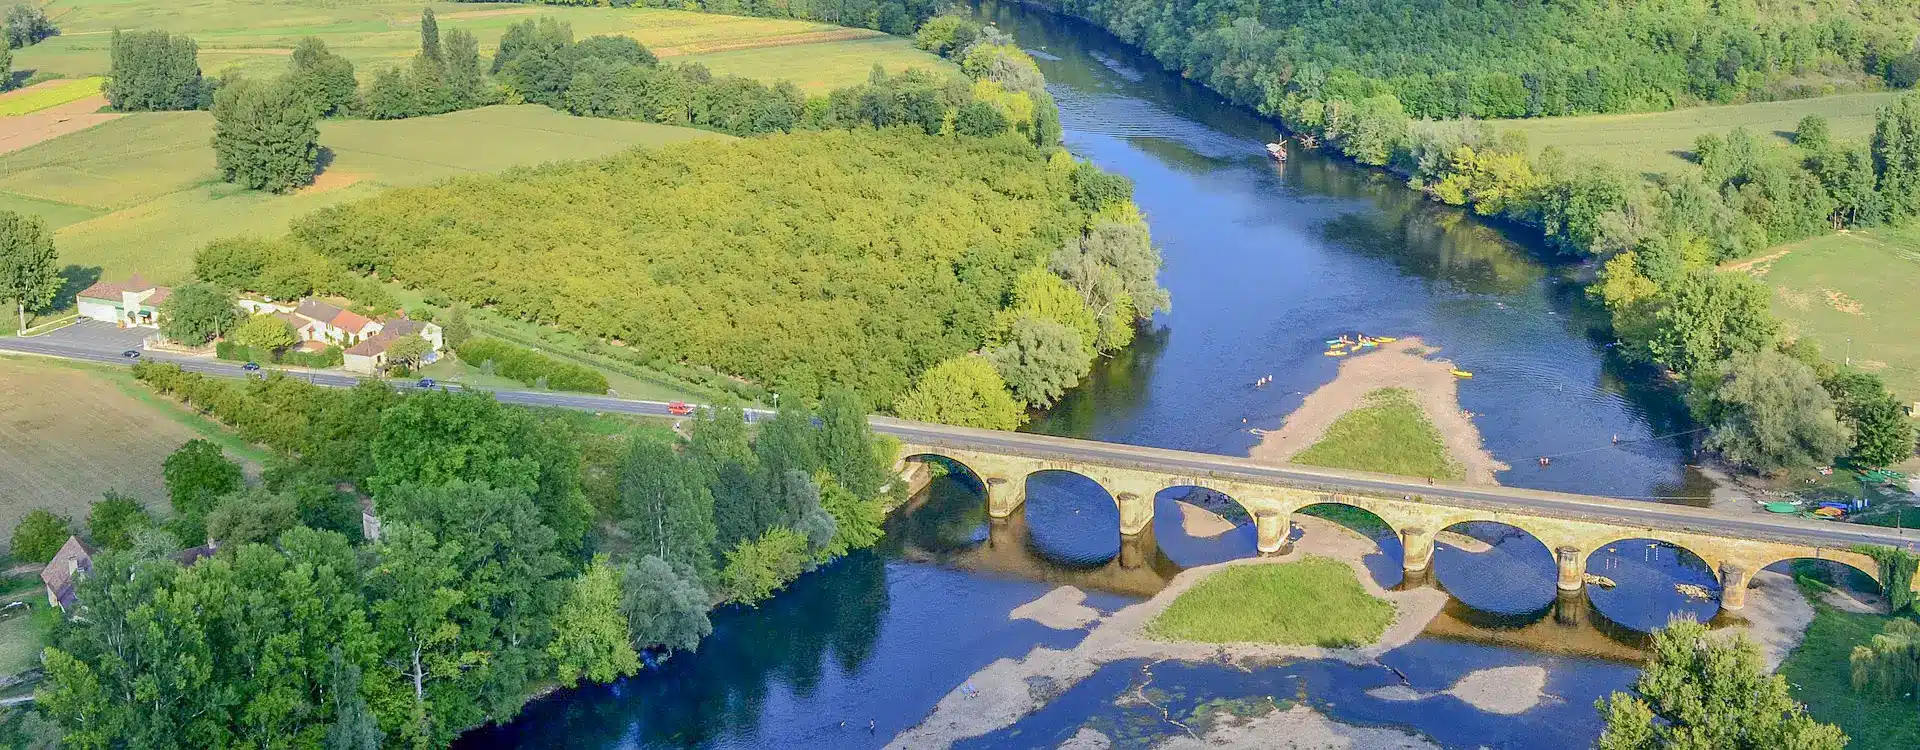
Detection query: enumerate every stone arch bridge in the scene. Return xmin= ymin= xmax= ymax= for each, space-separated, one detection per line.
xmin=872 ymin=417 xmax=1919 ymax=610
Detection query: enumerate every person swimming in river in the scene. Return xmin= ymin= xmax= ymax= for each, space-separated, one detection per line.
xmin=1253 ymin=374 xmax=1273 ymax=387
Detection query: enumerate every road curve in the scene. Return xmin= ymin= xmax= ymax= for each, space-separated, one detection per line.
xmin=4 ymin=336 xmax=1911 ymax=554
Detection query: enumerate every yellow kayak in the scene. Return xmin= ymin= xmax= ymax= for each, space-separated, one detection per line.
xmin=1373 ymin=336 xmax=1398 ymax=343
xmin=1325 ymin=349 xmax=1349 ymax=356
xmin=1450 ymin=369 xmax=1473 ymax=378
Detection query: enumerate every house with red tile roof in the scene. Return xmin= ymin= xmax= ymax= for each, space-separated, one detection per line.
xmin=39 ymin=536 xmax=93 ymax=610
xmin=76 ymin=276 xmax=172 ymax=328
xmin=234 ymin=295 xmax=442 ymax=374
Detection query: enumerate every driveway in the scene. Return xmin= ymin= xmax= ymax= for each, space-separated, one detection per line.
xmin=33 ymin=320 xmax=153 ymax=353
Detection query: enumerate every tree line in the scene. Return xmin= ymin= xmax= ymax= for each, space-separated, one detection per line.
xmin=2 ymin=3 xmax=60 ymax=91
xmin=1039 ymin=0 xmax=1920 ymax=121
xmin=14 ymin=361 xmax=899 ymax=748
xmin=467 ymin=0 xmax=940 ymax=39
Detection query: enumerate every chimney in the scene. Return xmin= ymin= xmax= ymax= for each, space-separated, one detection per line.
xmin=67 ymin=558 xmax=77 ymax=575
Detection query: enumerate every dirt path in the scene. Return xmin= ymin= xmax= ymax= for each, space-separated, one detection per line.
xmin=1248 ymin=338 xmax=1506 ymax=484
xmin=887 ymin=516 xmax=1449 ymax=748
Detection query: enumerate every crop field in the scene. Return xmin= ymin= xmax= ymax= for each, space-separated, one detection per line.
xmin=17 ymin=1 xmax=947 ymax=90
xmin=0 ymin=356 xmax=258 ymax=552
xmin=0 ymin=76 xmax=105 ymax=116
xmin=1741 ymin=228 xmax=1920 ymax=405
xmin=0 ymin=105 xmax=725 ymax=282
xmin=1498 ymin=92 xmax=1899 ymax=177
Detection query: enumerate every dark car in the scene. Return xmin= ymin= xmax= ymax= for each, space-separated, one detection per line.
xmin=241 ymin=362 xmax=261 ymax=372
xmin=121 ymin=349 xmax=140 ymax=359
xmin=417 ymin=378 xmax=436 ymax=389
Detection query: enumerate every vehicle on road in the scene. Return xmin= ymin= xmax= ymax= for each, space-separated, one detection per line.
xmin=417 ymin=378 xmax=436 ymax=389
xmin=121 ymin=349 xmax=140 ymax=359
xmin=667 ymin=401 xmax=695 ymax=416
xmin=242 ymin=362 xmax=261 ymax=372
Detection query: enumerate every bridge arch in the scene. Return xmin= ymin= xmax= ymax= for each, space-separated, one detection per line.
xmin=1023 ymin=469 xmax=1123 ymax=567
xmin=899 ymin=452 xmax=986 ymax=494
xmin=1152 ymin=486 xmax=1257 ymax=567
xmin=1584 ymin=538 xmax=1721 ymax=632
xmin=1755 ymin=556 xmax=1886 ymax=613
xmin=1292 ymin=500 xmax=1405 ymax=588
xmin=1431 ymin=520 xmax=1557 ymax=617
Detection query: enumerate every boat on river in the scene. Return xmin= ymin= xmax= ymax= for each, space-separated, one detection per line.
xmin=1265 ymin=142 xmax=1287 ymax=160
xmin=1450 ymin=369 xmax=1474 ymax=378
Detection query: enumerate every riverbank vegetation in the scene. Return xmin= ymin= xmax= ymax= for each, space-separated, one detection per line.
xmin=1599 ymin=618 xmax=1846 ymax=748
xmin=1145 ymin=559 xmax=1395 ymax=647
xmin=1776 ymin=568 xmax=1920 ymax=750
xmin=1040 ymin=0 xmax=1917 ymax=122
xmin=1291 ymin=388 xmax=1464 ymax=481
xmin=15 ymin=361 xmax=901 ymax=747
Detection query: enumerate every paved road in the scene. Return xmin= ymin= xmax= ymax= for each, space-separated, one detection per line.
xmin=4 ymin=335 xmax=1913 ymax=555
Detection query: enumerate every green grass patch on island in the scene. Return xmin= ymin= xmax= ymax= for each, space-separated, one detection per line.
xmin=1145 ymin=558 xmax=1396 ymax=648
xmin=1293 ymin=388 xmax=1464 ymax=481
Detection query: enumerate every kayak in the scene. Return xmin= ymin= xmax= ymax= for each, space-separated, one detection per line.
xmin=1450 ymin=369 xmax=1473 ymax=378
xmin=1373 ymin=336 xmax=1398 ymax=343
xmin=1325 ymin=350 xmax=1349 ymax=356
xmin=1763 ymin=502 xmax=1799 ymax=514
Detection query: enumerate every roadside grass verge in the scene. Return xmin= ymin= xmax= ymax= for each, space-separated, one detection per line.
xmin=1497 ymin=91 xmax=1898 ymax=177
xmin=1145 ymin=557 xmax=1396 ymax=647
xmin=1292 ymin=388 xmax=1464 ymax=481
xmin=0 ymin=77 xmax=105 ymax=116
xmin=1746 ymin=228 xmax=1920 ymax=405
xmin=0 ymin=105 xmax=723 ymax=284
xmin=1779 ymin=572 xmax=1920 ymax=750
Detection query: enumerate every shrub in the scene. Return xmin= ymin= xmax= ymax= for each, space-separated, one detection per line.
xmin=456 ymin=338 xmax=609 ymax=393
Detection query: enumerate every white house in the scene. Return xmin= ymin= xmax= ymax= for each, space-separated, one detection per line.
xmin=76 ymin=276 xmax=172 ymax=328
xmin=236 ymin=296 xmax=443 ymax=373
xmin=343 ymin=318 xmax=443 ymax=375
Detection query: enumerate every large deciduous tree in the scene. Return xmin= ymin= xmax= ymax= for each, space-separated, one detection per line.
xmin=548 ymin=554 xmax=639 ymax=686
xmin=212 ymin=76 xmax=320 ymax=193
xmin=9 ymin=508 xmax=72 ymax=562
xmin=0 ymin=209 xmax=58 ymax=333
xmin=161 ymin=438 xmax=243 ymax=532
xmin=1597 ymin=619 xmax=1845 ymax=749
xmin=105 ymin=29 xmax=209 ymax=111
xmin=618 ymin=439 xmax=717 ymax=580
xmin=1698 ymin=350 xmax=1848 ymax=473
xmin=5 ymin=4 xmax=58 ymax=48
xmin=288 ymin=37 xmax=358 ymax=117
xmin=159 ymin=281 xmax=239 ymax=345
xmin=86 ymin=491 xmax=152 ymax=552
xmin=1646 ymin=271 xmax=1778 ymax=376
xmin=620 ymin=555 xmax=712 ymax=655
xmin=893 ymin=355 xmax=1026 ymax=430
xmin=1874 ymin=93 xmax=1920 ymax=222
xmin=990 ymin=315 xmax=1091 ymax=408
xmin=1824 ymin=369 xmax=1918 ymax=467
xmin=232 ymin=313 xmax=297 ymax=350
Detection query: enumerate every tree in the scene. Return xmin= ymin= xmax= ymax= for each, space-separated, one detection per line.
xmin=386 ymin=334 xmax=430 ymax=373
xmin=162 ymin=438 xmax=243 ymax=527
xmin=1597 ymin=619 xmax=1845 ymax=749
xmin=1645 ymin=271 xmax=1778 ymax=376
xmin=419 ymin=7 xmax=442 ymax=62
xmin=955 ymin=100 xmax=1009 ymax=137
xmin=367 ymin=523 xmax=480 ymax=748
xmin=159 ymin=282 xmax=238 ymax=345
xmin=990 ymin=315 xmax=1092 ymax=407
xmin=1700 ymin=351 xmax=1848 ymax=473
xmin=620 ymin=555 xmax=711 ymax=655
xmin=718 ymin=527 xmax=809 ymax=605
xmin=443 ymin=28 xmax=485 ymax=109
xmin=86 ymin=492 xmax=151 ymax=551
xmin=9 ymin=508 xmax=71 ymax=562
xmin=233 ymin=313 xmax=297 ymax=350
xmin=325 ymin=649 xmax=383 ymax=750
xmin=813 ymin=388 xmax=887 ymax=501
xmin=5 ymin=4 xmax=58 ymax=48
xmin=362 ymin=66 xmax=413 ymax=120
xmin=618 ymin=439 xmax=717 ymax=579
xmin=441 ymin=302 xmax=472 ymax=348
xmin=213 ymin=76 xmax=320 ymax=193
xmin=289 ymin=37 xmax=358 ymax=117
xmin=893 ymin=355 xmax=1026 ymax=430
xmin=104 ymin=30 xmax=208 ymax=111
xmin=548 ymin=554 xmax=639 ymax=687
xmin=0 ymin=209 xmax=58 ymax=333
xmin=205 ymin=488 xmax=300 ymax=545
xmin=1825 ymin=369 xmax=1918 ymax=467
xmin=1873 ymin=93 xmax=1920 ymax=221
xmin=1795 ymin=114 xmax=1830 ymax=153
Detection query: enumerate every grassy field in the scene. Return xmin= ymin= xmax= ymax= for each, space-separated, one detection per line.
xmin=1741 ymin=229 xmax=1920 ymax=406
xmin=1498 ymin=92 xmax=1899 ymax=177
xmin=0 ymin=604 xmax=58 ymax=680
xmin=0 ymin=356 xmax=264 ymax=556
xmin=17 ymin=1 xmax=948 ymax=92
xmin=1146 ymin=558 xmax=1396 ymax=647
xmin=0 ymin=105 xmax=725 ymax=283
xmin=1292 ymin=388 xmax=1464 ymax=481
xmin=0 ymin=76 xmax=104 ymax=116
xmin=1779 ymin=576 xmax=1920 ymax=750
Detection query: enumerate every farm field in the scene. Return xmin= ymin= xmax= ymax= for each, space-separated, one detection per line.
xmin=0 ymin=105 xmax=725 ymax=283
xmin=0 ymin=356 xmax=260 ymax=555
xmin=0 ymin=77 xmax=104 ymax=116
xmin=1497 ymin=92 xmax=1899 ymax=177
xmin=16 ymin=1 xmax=948 ymax=91
xmin=1739 ymin=228 xmax=1920 ymax=405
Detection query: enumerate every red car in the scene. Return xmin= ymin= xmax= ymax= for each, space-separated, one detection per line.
xmin=667 ymin=401 xmax=694 ymax=416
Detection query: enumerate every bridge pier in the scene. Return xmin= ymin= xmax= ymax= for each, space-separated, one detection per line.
xmin=1120 ymin=524 xmax=1155 ymax=569
xmin=1255 ymin=510 xmax=1290 ymax=556
xmin=1719 ymin=563 xmax=1750 ymax=611
xmin=1116 ymin=492 xmax=1153 ymax=536
xmin=1556 ymin=546 xmax=1584 ymax=592
xmin=1401 ymin=526 xmax=1434 ymax=573
xmin=986 ymin=476 xmax=1025 ymax=518
xmin=1553 ymin=587 xmax=1588 ymax=627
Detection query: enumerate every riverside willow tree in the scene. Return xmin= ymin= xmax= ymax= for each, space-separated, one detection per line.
xmin=104 ymin=29 xmax=209 ymax=110
xmin=1597 ymin=619 xmax=1845 ymax=749
xmin=211 ymin=76 xmax=321 ymax=193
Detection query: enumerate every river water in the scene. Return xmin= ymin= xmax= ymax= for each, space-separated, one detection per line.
xmin=457 ymin=4 xmax=1739 ymax=747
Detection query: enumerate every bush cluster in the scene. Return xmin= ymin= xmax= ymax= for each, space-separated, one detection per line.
xmin=457 ymin=338 xmax=610 ymax=394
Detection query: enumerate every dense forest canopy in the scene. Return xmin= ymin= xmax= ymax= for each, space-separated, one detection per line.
xmin=1041 ymin=0 xmax=1920 ymax=119
xmin=290 ymin=130 xmax=1093 ymax=404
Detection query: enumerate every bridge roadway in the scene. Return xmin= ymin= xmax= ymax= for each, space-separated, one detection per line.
xmin=5 ymin=335 xmax=1915 ymax=577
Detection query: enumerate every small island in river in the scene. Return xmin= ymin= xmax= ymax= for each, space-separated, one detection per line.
xmin=1249 ymin=338 xmax=1508 ymax=484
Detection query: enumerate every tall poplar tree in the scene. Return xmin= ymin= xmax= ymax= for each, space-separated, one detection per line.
xmin=0 ymin=209 xmax=58 ymax=333
xmin=618 ymin=440 xmax=717 ymax=579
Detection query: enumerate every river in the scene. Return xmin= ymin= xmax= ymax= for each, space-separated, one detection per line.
xmin=456 ymin=4 xmax=1737 ymax=747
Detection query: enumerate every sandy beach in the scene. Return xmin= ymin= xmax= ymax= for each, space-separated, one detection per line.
xmin=1248 ymin=338 xmax=1507 ymax=484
